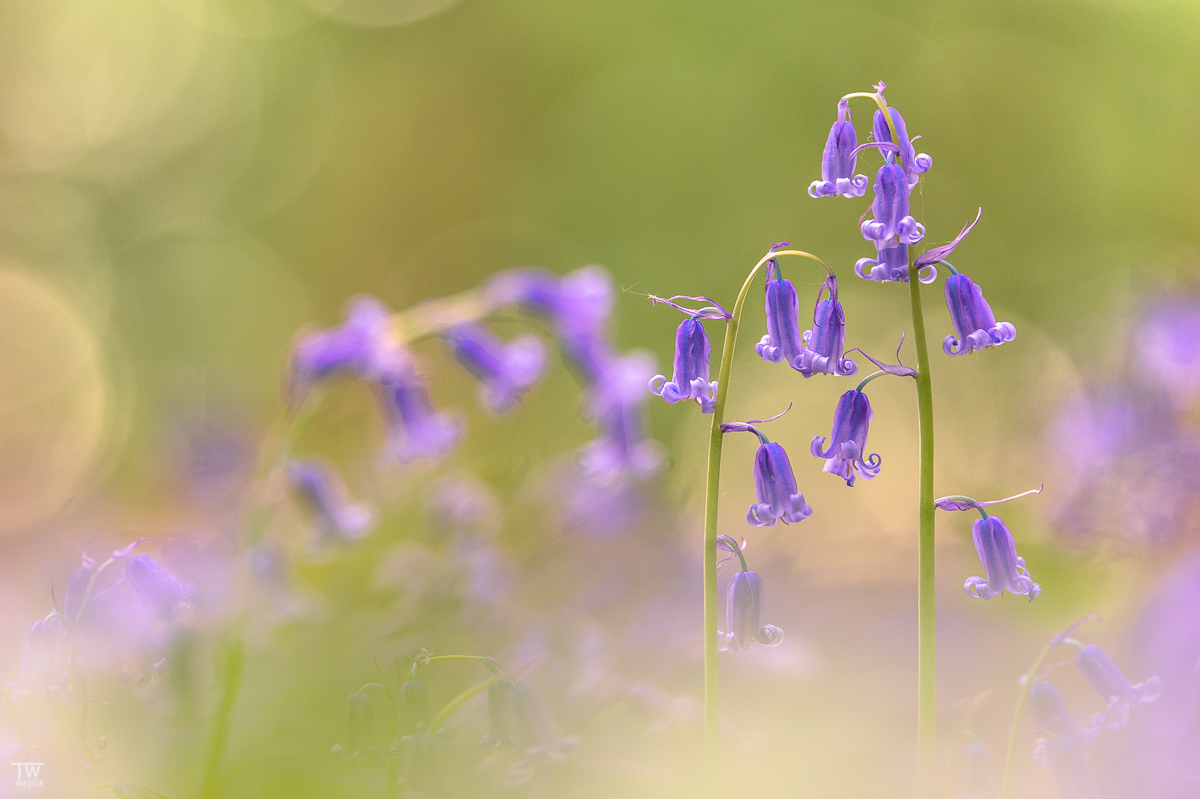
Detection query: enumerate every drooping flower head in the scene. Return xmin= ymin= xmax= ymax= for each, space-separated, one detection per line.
xmin=860 ymin=161 xmax=925 ymax=246
xmin=795 ymin=274 xmax=857 ymax=378
xmin=1135 ymin=297 xmax=1200 ymax=404
xmin=17 ymin=618 xmax=64 ymax=694
xmin=943 ymin=272 xmax=1016 ymax=356
xmin=809 ymin=99 xmax=868 ymax=199
xmin=125 ymin=554 xmax=193 ymax=624
xmin=720 ymin=569 xmax=784 ymax=653
xmin=1075 ymin=644 xmax=1160 ymax=730
xmin=649 ymin=317 xmax=717 ymax=413
xmin=963 ymin=515 xmax=1040 ymax=601
xmin=811 ymin=389 xmax=881 ymax=486
xmin=488 ymin=266 xmax=615 ymax=385
xmin=720 ymin=422 xmax=812 ymax=526
xmin=1029 ymin=680 xmax=1101 ymax=797
xmin=482 ymin=675 xmax=565 ymax=755
xmin=755 ymin=259 xmax=807 ymax=369
xmin=381 ymin=359 xmax=462 ymax=463
xmin=444 ymin=323 xmax=546 ymax=413
xmin=872 ymin=106 xmax=932 ymax=185
xmin=581 ymin=352 xmax=664 ymax=481
xmin=287 ymin=459 xmax=375 ymax=542
xmin=288 ymin=296 xmax=403 ymax=401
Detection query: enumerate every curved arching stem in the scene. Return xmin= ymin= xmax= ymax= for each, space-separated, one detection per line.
xmin=702 ymin=248 xmax=827 ymax=787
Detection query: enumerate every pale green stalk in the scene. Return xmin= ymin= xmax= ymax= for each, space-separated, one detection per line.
xmin=702 ymin=248 xmax=828 ymax=785
xmin=908 ymin=262 xmax=937 ymax=797
xmin=201 ymin=637 xmax=244 ymax=799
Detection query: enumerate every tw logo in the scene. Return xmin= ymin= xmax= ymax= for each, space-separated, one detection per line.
xmin=12 ymin=762 xmax=45 ymax=790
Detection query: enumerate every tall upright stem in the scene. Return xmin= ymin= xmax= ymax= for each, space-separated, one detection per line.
xmin=702 ymin=249 xmax=825 ymax=786
xmin=908 ymin=267 xmax=937 ymax=795
xmin=201 ymin=637 xmax=245 ymax=799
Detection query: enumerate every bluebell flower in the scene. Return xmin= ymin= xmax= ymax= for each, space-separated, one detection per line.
xmin=400 ymin=679 xmax=432 ymax=734
xmin=125 ymin=554 xmax=193 ymax=624
xmin=444 ymin=323 xmax=546 ymax=413
xmin=287 ymin=459 xmax=375 ymax=542
xmin=719 ymin=570 xmax=783 ymax=653
xmin=1029 ymin=681 xmax=1101 ymax=797
xmin=334 ymin=693 xmax=381 ymax=767
xmin=482 ymin=677 xmax=564 ymax=754
xmin=1076 ymin=644 xmax=1160 ymax=729
xmin=872 ymin=107 xmax=932 ymax=185
xmin=64 ymin=554 xmax=98 ymax=626
xmin=809 ymin=99 xmax=868 ymax=198
xmin=963 ymin=515 xmax=1041 ymax=600
xmin=755 ymin=261 xmax=807 ymax=369
xmin=810 ymin=390 xmax=881 ymax=486
xmin=649 ymin=318 xmax=717 ymax=413
xmin=854 ymin=240 xmax=934 ymax=284
xmin=746 ymin=436 xmax=812 ymax=526
xmin=289 ymin=296 xmax=402 ymax=400
xmin=580 ymin=352 xmax=664 ymax=480
xmin=1136 ymin=297 xmax=1200 ymax=404
xmin=795 ymin=275 xmax=857 ymax=378
xmin=957 ymin=742 xmax=994 ymax=799
xmin=860 ymin=162 xmax=925 ymax=246
xmin=17 ymin=618 xmax=63 ymax=694
xmin=381 ymin=361 xmax=462 ymax=462
xmin=488 ymin=266 xmax=615 ymax=385
xmin=943 ymin=273 xmax=1016 ymax=356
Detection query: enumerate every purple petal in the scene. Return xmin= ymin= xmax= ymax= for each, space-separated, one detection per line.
xmin=915 ymin=208 xmax=982 ymax=268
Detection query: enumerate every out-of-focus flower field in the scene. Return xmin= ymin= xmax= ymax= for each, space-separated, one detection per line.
xmin=2 ymin=0 xmax=1200 ymax=797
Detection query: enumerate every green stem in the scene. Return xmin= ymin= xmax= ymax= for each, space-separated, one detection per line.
xmin=702 ymin=248 xmax=826 ymax=786
xmin=909 ymin=262 xmax=937 ymax=797
xmin=428 ymin=676 xmax=500 ymax=732
xmin=4 ymin=695 xmax=29 ymax=750
xmin=201 ymin=638 xmax=244 ymax=799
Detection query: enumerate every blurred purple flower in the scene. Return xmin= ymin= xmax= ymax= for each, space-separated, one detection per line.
xmin=943 ymin=273 xmax=1016 ymax=356
xmin=125 ymin=554 xmax=193 ymax=624
xmin=649 ymin=318 xmax=717 ymax=413
xmin=1136 ymin=298 xmax=1200 ymax=405
xmin=16 ymin=618 xmax=63 ymax=694
xmin=289 ymin=296 xmax=402 ymax=400
xmin=957 ymin=742 xmax=994 ymax=799
xmin=444 ymin=323 xmax=546 ymax=413
xmin=427 ymin=475 xmax=500 ymax=535
xmin=963 ymin=516 xmax=1040 ymax=601
xmin=860 ymin=162 xmax=925 ymax=246
xmin=872 ymin=106 xmax=932 ymax=185
xmin=288 ymin=459 xmax=375 ymax=542
xmin=381 ymin=361 xmax=462 ymax=462
xmin=795 ymin=274 xmax=857 ymax=378
xmin=719 ymin=571 xmax=783 ymax=653
xmin=580 ymin=352 xmax=663 ymax=481
xmin=808 ymin=99 xmax=868 ymax=198
xmin=1076 ymin=644 xmax=1160 ymax=731
xmin=488 ymin=266 xmax=615 ymax=385
xmin=810 ymin=389 xmax=881 ymax=486
xmin=755 ymin=261 xmax=807 ymax=369
xmin=1030 ymin=681 xmax=1101 ymax=797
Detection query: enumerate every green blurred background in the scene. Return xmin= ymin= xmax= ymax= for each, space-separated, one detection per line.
xmin=1 ymin=0 xmax=1199 ymax=796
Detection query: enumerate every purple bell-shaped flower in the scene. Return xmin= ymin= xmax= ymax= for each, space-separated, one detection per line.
xmin=382 ymin=361 xmax=462 ymax=463
xmin=581 ymin=352 xmax=664 ymax=480
xmin=795 ymin=275 xmax=857 ymax=378
xmin=872 ymin=106 xmax=932 ymax=185
xmin=288 ymin=459 xmax=375 ymax=543
xmin=126 ymin=554 xmax=193 ymax=624
xmin=860 ymin=162 xmax=925 ymax=246
xmin=1076 ymin=644 xmax=1160 ymax=730
xmin=755 ymin=261 xmax=807 ymax=369
xmin=747 ymin=437 xmax=813 ymax=527
xmin=444 ymin=323 xmax=546 ymax=413
xmin=808 ymin=99 xmax=868 ymax=199
xmin=720 ymin=570 xmax=784 ymax=653
xmin=288 ymin=296 xmax=403 ymax=400
xmin=963 ymin=515 xmax=1040 ymax=601
xmin=943 ymin=273 xmax=1016 ymax=356
xmin=810 ymin=390 xmax=881 ymax=486
xmin=649 ymin=318 xmax=717 ymax=413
